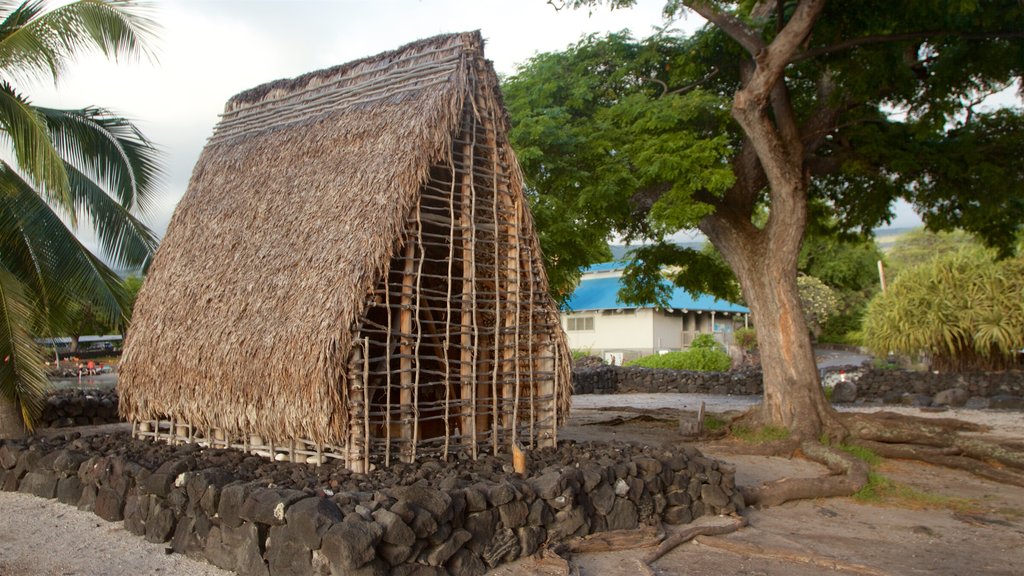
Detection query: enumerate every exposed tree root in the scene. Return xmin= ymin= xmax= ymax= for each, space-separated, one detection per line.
xmin=854 ymin=440 xmax=1024 ymax=488
xmin=694 ymin=534 xmax=891 ymax=576
xmin=722 ymin=405 xmax=1024 ymax=508
xmin=643 ymin=515 xmax=748 ymax=564
xmin=741 ymin=441 xmax=869 ymax=507
xmin=552 ymin=526 xmax=664 ymax=555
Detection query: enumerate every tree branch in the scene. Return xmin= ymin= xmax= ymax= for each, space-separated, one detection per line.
xmin=684 ymin=1 xmax=766 ymax=57
xmin=793 ymin=30 xmax=1024 ymax=63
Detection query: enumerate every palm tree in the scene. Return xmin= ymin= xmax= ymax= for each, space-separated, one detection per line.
xmin=0 ymin=0 xmax=159 ymax=438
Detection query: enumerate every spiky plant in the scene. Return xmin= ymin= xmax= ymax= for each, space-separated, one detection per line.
xmin=863 ymin=250 xmax=1023 ymax=372
xmin=0 ymin=0 xmax=159 ymax=438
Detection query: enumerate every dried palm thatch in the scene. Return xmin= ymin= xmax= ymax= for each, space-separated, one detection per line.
xmin=119 ymin=31 xmax=570 ymax=469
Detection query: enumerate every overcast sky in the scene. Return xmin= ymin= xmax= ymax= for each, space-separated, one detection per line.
xmin=34 ymin=0 xmax=923 ymax=256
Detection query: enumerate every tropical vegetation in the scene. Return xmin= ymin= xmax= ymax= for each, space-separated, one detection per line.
xmin=863 ymin=251 xmax=1023 ymax=372
xmin=0 ymin=0 xmax=159 ymax=437
xmin=508 ymin=0 xmax=1024 ymax=439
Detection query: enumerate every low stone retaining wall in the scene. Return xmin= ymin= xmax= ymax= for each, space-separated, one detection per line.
xmin=573 ymin=365 xmax=763 ymax=396
xmin=0 ymin=433 xmax=741 ymax=575
xmin=825 ymin=367 xmax=1024 ymax=409
xmin=39 ymin=389 xmax=121 ymax=428
xmin=573 ymin=365 xmax=1024 ymax=409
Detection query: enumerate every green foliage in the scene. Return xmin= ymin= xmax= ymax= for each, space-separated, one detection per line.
xmin=731 ymin=424 xmax=791 ymax=444
xmin=625 ymin=347 xmax=731 ymax=371
xmin=885 ymin=229 xmax=986 ymax=279
xmin=837 ymin=443 xmax=883 ymax=467
xmin=703 ymin=413 xmax=727 ymax=431
xmin=863 ymin=251 xmax=1024 ymax=372
xmin=854 ymin=472 xmax=974 ymax=511
xmin=796 ymin=275 xmax=841 ymax=339
xmin=0 ymin=1 xmax=159 ymax=432
xmin=571 ymin=348 xmax=596 ymax=362
xmin=733 ymin=327 xmax=757 ymax=351
xmin=689 ymin=333 xmax=719 ymax=350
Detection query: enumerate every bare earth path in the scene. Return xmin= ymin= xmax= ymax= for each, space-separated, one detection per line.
xmin=2 ymin=393 xmax=1023 ymax=575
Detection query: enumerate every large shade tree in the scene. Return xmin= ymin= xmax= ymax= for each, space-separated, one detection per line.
xmin=0 ymin=0 xmax=159 ymax=438
xmin=508 ymin=0 xmax=1023 ymax=444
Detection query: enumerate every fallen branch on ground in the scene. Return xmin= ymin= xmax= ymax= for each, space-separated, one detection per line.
xmin=643 ymin=515 xmax=748 ymax=564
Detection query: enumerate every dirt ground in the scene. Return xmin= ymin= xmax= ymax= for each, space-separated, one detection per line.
xmin=544 ymin=399 xmax=1024 ymax=576
xmin=2 ymin=395 xmax=1023 ymax=576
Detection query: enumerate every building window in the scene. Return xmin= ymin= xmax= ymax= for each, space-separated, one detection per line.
xmin=567 ymin=316 xmax=594 ymax=331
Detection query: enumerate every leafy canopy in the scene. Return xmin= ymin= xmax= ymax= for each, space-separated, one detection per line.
xmin=508 ymin=1 xmax=1024 ymax=305
xmin=0 ymin=0 xmax=159 ymax=432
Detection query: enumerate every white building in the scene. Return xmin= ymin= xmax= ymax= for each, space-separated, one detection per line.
xmin=561 ymin=262 xmax=749 ymax=365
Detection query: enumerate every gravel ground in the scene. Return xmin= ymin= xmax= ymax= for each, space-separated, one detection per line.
xmin=0 ymin=492 xmax=230 ymax=576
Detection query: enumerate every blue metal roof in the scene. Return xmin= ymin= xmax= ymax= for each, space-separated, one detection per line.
xmin=564 ymin=275 xmax=748 ymax=313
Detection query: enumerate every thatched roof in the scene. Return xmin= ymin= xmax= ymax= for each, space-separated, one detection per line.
xmin=119 ymin=31 xmax=567 ymax=445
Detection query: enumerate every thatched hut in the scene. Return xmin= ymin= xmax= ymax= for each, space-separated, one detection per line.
xmin=120 ymin=31 xmax=570 ymax=471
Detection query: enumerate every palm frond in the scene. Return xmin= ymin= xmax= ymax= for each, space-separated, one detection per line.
xmin=0 ymin=162 xmax=126 ymax=329
xmin=40 ymin=105 xmax=162 ymax=213
xmin=0 ymin=81 xmax=71 ymax=213
xmin=0 ymin=0 xmax=157 ymax=86
xmin=0 ymin=264 xmax=47 ymax=432
xmin=66 ymin=162 xmax=158 ymax=269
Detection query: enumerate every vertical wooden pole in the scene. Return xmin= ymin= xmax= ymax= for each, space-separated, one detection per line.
xmin=363 ymin=337 xmax=371 ymax=472
xmin=384 ymin=272 xmax=393 ymax=467
xmin=412 ymin=200 xmax=425 ymax=463
xmin=443 ymin=155 xmax=456 ymax=461
xmin=348 ymin=343 xmax=365 ymax=472
xmin=400 ymin=240 xmax=415 ymax=462
xmin=459 ymin=118 xmax=479 ymax=459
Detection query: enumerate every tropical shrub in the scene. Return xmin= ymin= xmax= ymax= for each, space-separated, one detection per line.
xmin=625 ymin=347 xmax=731 ymax=371
xmin=733 ymin=327 xmax=757 ymax=351
xmin=690 ymin=333 xmax=721 ymax=350
xmin=863 ymin=251 xmax=1023 ymax=372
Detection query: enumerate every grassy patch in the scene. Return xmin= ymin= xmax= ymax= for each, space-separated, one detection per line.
xmin=837 ymin=443 xmax=883 ymax=467
xmin=731 ymin=424 xmax=790 ymax=444
xmin=703 ymin=414 xmax=727 ymax=431
xmin=823 ymin=385 xmax=834 ymax=402
xmin=854 ymin=472 xmax=975 ymax=511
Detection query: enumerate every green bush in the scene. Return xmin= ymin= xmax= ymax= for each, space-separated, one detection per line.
xmin=625 ymin=347 xmax=732 ymax=371
xmin=733 ymin=327 xmax=757 ymax=350
xmin=863 ymin=250 xmax=1024 ymax=372
xmin=690 ymin=333 xmax=721 ymax=350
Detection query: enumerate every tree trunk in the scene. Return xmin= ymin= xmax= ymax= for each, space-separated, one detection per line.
xmin=0 ymin=396 xmax=26 ymax=440
xmin=703 ymin=186 xmax=843 ymax=441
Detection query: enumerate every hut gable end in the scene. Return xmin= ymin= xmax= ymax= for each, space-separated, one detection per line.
xmin=120 ymin=32 xmax=570 ymax=469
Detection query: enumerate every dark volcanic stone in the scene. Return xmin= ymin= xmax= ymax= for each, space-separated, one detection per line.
xmin=481 ymin=528 xmax=520 ymax=567
xmin=19 ymin=471 xmax=58 ymax=498
xmin=424 ymin=528 xmax=472 ymax=566
xmin=218 ymin=482 xmax=259 ymax=528
xmin=287 ymin=495 xmax=342 ymax=549
xmin=56 ymin=475 xmax=84 ymax=505
xmin=463 ymin=510 xmax=496 ymax=555
xmin=389 ymin=484 xmax=452 ymax=521
xmin=517 ymin=525 xmax=545 ymax=557
xmin=549 ymin=507 xmax=586 ymax=541
xmin=701 ymin=484 xmax=731 ymax=509
xmin=498 ymin=499 xmax=529 ymax=529
xmin=321 ymin=519 xmax=383 ymax=570
xmin=373 ymin=507 xmax=416 ymax=547
xmin=239 ymin=488 xmax=309 ymax=526
xmin=487 ymin=483 xmax=516 ymax=507
xmin=123 ymin=493 xmax=149 ymax=536
xmin=446 ymin=548 xmax=486 ymax=576
xmin=832 ymin=380 xmax=858 ymax=403
xmin=267 ymin=524 xmax=314 ymax=576
xmin=664 ymin=505 xmax=692 ymax=525
xmin=529 ymin=471 xmax=562 ymax=500
xmin=205 ymin=522 xmax=269 ymax=575
xmin=990 ymin=395 xmax=1024 ymax=410
xmin=527 ymin=498 xmax=552 ymax=527
xmin=145 ymin=502 xmax=178 ymax=543
xmin=377 ymin=542 xmax=415 ymax=567
xmin=605 ymin=498 xmax=638 ymax=530
xmin=590 ymin=482 xmax=615 ymax=516
xmin=94 ymin=486 xmax=127 ymax=521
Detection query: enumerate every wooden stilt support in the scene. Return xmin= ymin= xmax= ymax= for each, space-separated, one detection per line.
xmin=400 ymin=240 xmax=415 ymax=462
